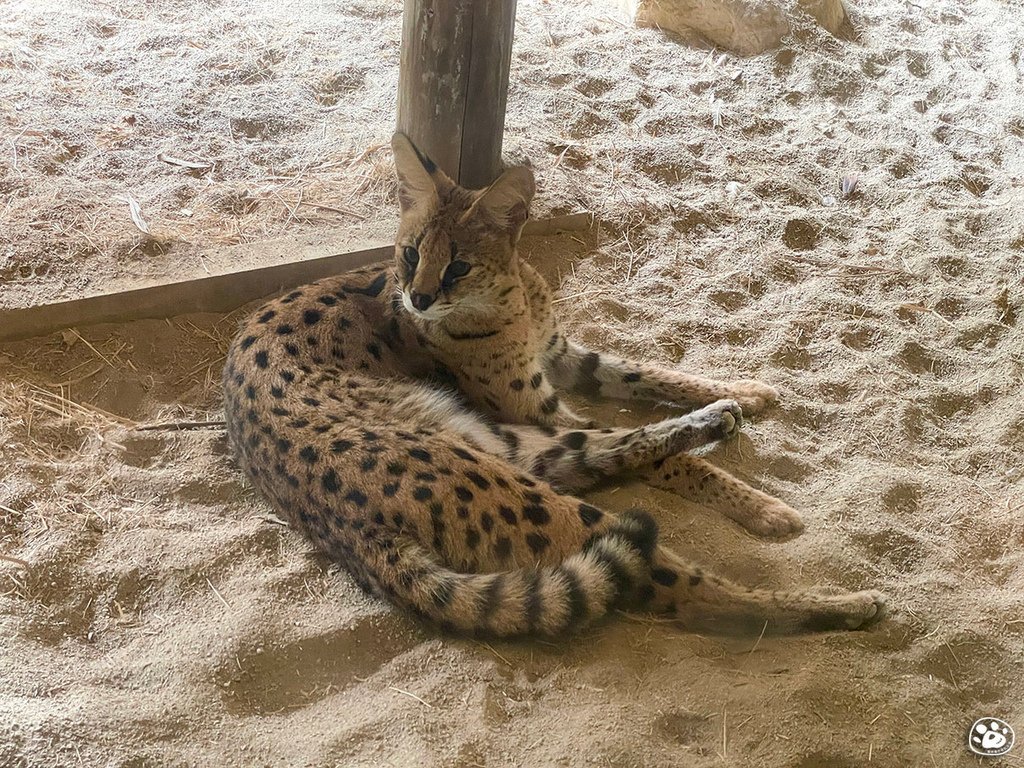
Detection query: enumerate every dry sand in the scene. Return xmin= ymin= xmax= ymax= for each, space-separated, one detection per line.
xmin=2 ymin=0 xmax=1023 ymax=766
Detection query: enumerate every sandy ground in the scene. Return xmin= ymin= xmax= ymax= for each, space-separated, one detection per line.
xmin=2 ymin=0 xmax=1023 ymax=766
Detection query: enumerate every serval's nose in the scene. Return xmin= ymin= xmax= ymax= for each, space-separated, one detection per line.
xmin=411 ymin=292 xmax=435 ymax=311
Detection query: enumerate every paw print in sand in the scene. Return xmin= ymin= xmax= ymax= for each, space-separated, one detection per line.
xmin=969 ymin=717 xmax=1014 ymax=756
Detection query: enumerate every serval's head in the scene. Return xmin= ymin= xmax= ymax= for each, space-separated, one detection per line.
xmin=391 ymin=131 xmax=535 ymax=321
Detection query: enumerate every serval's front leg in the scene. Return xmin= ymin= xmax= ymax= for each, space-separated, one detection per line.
xmin=487 ymin=407 xmax=802 ymax=541
xmin=644 ymin=454 xmax=804 ymax=541
xmin=542 ymin=333 xmax=778 ymax=415
xmin=490 ymin=399 xmax=743 ymax=492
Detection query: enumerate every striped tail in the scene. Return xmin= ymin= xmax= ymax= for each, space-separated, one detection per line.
xmin=337 ymin=511 xmax=659 ymax=637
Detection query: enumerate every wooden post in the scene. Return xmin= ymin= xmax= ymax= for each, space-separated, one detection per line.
xmin=397 ymin=0 xmax=517 ymax=189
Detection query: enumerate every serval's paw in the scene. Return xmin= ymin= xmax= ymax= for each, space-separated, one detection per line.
xmin=841 ymin=590 xmax=888 ymax=630
xmin=806 ymin=590 xmax=888 ymax=632
xmin=727 ymin=380 xmax=779 ymax=415
xmin=742 ymin=498 xmax=805 ymax=541
xmin=693 ymin=398 xmax=743 ymax=441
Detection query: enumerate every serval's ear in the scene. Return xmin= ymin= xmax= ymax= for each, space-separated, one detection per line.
xmin=391 ymin=132 xmax=454 ymax=214
xmin=463 ymin=165 xmax=536 ymax=241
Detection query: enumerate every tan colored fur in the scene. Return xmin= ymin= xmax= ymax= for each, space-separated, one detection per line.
xmin=221 ymin=133 xmax=886 ymax=636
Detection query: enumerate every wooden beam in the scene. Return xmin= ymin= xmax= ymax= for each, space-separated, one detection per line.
xmin=397 ymin=0 xmax=517 ymax=188
xmin=0 ymin=214 xmax=594 ymax=343
xmin=0 ymin=244 xmax=389 ymax=343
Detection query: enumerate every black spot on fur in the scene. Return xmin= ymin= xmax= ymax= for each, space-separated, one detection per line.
xmin=284 ymin=343 xmax=299 ymax=357
xmin=526 ymin=532 xmax=550 ymax=554
xmin=576 ymin=352 xmax=602 ymax=395
xmin=623 ymin=371 xmax=642 ymax=383
xmin=465 ymin=471 xmax=490 ymax=490
xmin=240 ymin=335 xmax=257 ymax=350
xmin=303 ymin=309 xmax=322 ymax=326
xmin=257 ymin=311 xmax=276 ymax=324
xmin=510 ymin=379 xmax=524 ymax=391
xmin=578 ymin=503 xmax=603 ymax=527
xmin=466 ymin=528 xmax=480 ymax=549
xmin=494 ymin=536 xmax=512 ymax=559
xmin=254 ymin=351 xmax=269 ymax=369
xmin=299 ymin=446 xmax=318 ymax=464
xmin=452 ymin=447 xmax=478 ymax=463
xmin=455 ymin=486 xmax=474 ymax=502
xmin=540 ymin=395 xmax=559 ymax=415
xmin=522 ymin=505 xmax=551 ymax=526
xmin=276 ymin=324 xmax=294 ymax=335
xmin=480 ymin=511 xmax=494 ymax=533
xmin=501 ymin=430 xmax=520 ymax=456
xmin=689 ymin=573 xmax=703 ymax=587
xmin=446 ymin=328 xmax=499 ymax=340
xmin=322 ymin=469 xmax=340 ymax=493
xmin=245 ymin=384 xmax=256 ymax=400
xmin=331 ymin=439 xmax=354 ymax=453
xmin=561 ymin=567 xmax=589 ymax=624
xmin=636 ymin=583 xmax=656 ymax=605
xmin=409 ymin=447 xmax=432 ymax=463
xmin=587 ymin=546 xmax=632 ymax=595
xmin=562 ymin=431 xmax=587 ymax=450
xmin=383 ymin=483 xmax=400 ymax=497
xmin=342 ymin=272 xmax=387 ymax=297
xmin=652 ymin=568 xmax=678 ymax=587
xmin=366 ymin=342 xmax=382 ymax=360
xmin=280 ymin=370 xmax=295 ymax=383
xmin=530 ymin=372 xmax=543 ymax=389
xmin=270 ymin=386 xmax=284 ymax=399
xmin=276 ymin=438 xmax=292 ymax=453
xmin=413 ymin=487 xmax=433 ymax=502
xmin=524 ymin=570 xmax=542 ymax=630
xmin=361 ymin=456 xmax=378 ymax=471
xmin=345 ymin=489 xmax=368 ymax=507
xmin=498 ymin=506 xmax=517 ymax=525
xmin=318 ymin=295 xmax=337 ymax=306
xmin=618 ymin=510 xmax=659 ymax=560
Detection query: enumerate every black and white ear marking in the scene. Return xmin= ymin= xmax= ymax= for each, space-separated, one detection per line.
xmin=391 ymin=132 xmax=436 ymax=213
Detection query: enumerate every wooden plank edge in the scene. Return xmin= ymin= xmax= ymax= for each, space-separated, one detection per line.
xmin=0 ymin=214 xmax=596 ymax=343
xmin=0 ymin=245 xmax=389 ymax=343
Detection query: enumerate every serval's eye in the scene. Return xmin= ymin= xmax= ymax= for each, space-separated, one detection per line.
xmin=443 ymin=260 xmax=472 ymax=286
xmin=402 ymin=246 xmax=419 ymax=267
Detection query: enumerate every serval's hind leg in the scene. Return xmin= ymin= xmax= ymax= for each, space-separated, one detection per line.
xmin=639 ymin=543 xmax=886 ymax=634
xmin=643 ymin=454 xmax=804 ymax=541
xmin=493 ymin=399 xmax=743 ymax=492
